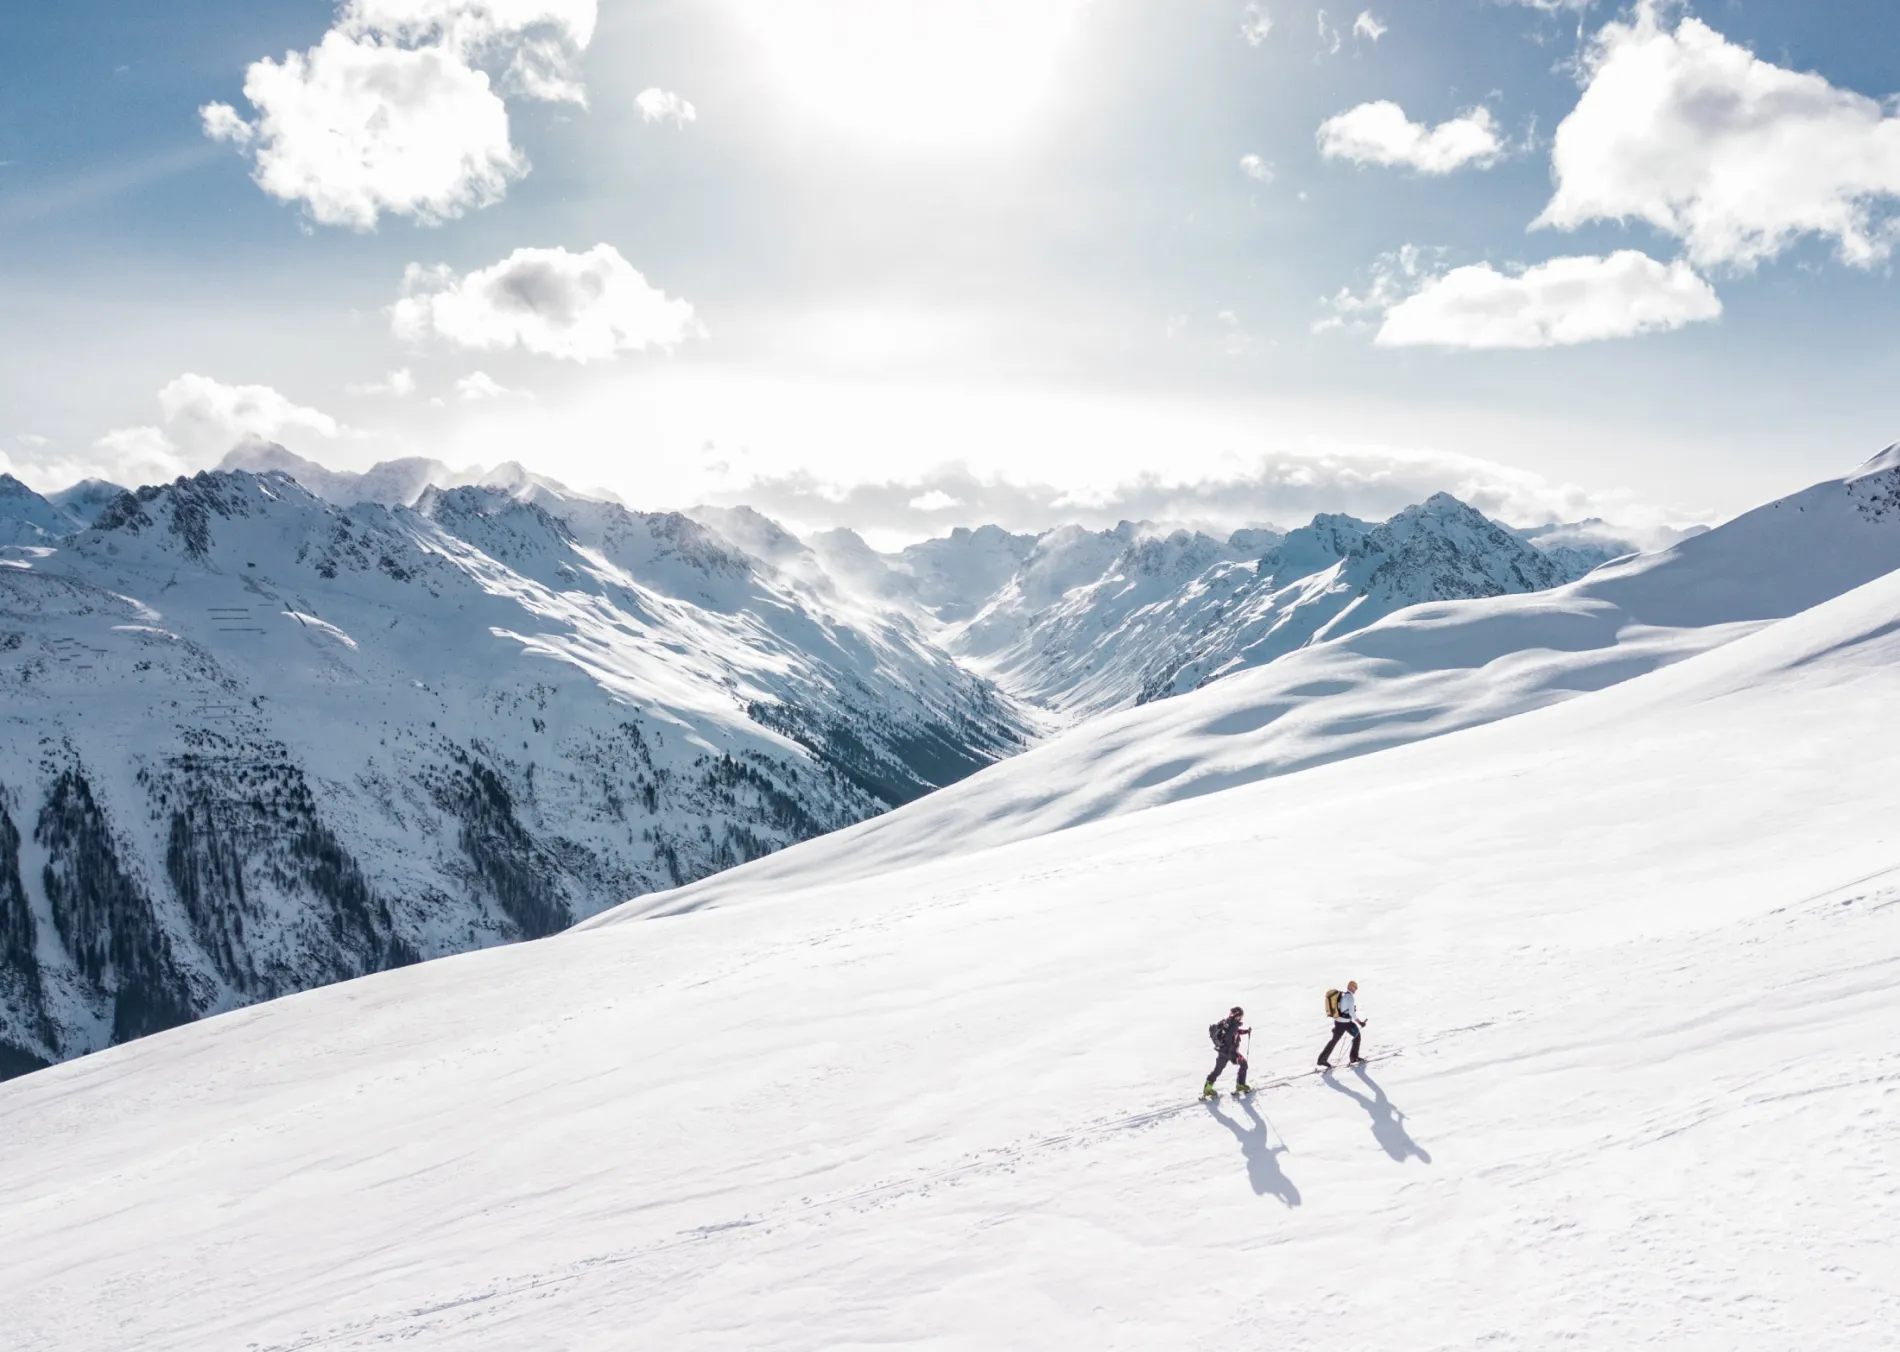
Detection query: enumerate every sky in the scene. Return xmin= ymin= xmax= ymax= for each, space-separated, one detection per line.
xmin=0 ymin=0 xmax=1896 ymax=545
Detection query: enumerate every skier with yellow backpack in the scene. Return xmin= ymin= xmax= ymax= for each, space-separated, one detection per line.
xmin=1317 ymin=980 xmax=1367 ymax=1069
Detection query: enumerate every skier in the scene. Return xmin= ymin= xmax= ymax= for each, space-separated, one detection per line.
xmin=1203 ymin=1006 xmax=1252 ymax=1097
xmin=1317 ymin=980 xmax=1366 ymax=1068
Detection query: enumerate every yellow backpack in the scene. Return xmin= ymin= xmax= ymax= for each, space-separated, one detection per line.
xmin=1324 ymin=989 xmax=1343 ymax=1018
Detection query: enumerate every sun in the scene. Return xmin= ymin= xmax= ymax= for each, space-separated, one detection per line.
xmin=729 ymin=0 xmax=1089 ymax=148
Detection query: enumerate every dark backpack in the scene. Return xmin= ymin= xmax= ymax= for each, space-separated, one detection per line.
xmin=1208 ymin=1020 xmax=1230 ymax=1050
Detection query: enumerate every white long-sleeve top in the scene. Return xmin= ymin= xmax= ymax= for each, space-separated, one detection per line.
xmin=1336 ymin=990 xmax=1359 ymax=1021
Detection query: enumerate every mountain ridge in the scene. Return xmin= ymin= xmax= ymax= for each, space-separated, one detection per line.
xmin=0 ymin=466 xmax=1029 ymax=1075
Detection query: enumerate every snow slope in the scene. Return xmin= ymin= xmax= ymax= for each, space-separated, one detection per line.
xmin=4 ymin=527 xmax=1900 ymax=1349
xmin=0 ymin=469 xmax=1027 ymax=1075
xmin=611 ymin=448 xmax=1900 ymax=910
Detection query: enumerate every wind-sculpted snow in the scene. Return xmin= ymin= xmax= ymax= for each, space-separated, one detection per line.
xmin=0 ymin=469 xmax=1028 ymax=1075
xmin=609 ymin=449 xmax=1900 ymax=914
xmin=5 ymin=538 xmax=1900 ymax=1349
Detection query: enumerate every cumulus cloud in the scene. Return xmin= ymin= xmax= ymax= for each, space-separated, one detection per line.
xmin=347 ymin=368 xmax=417 ymax=397
xmin=391 ymin=244 xmax=697 ymax=362
xmin=1375 ymin=251 xmax=1721 ymax=349
xmin=635 ymin=87 xmax=696 ymax=126
xmin=86 ymin=375 xmax=345 ymax=489
xmin=350 ymin=0 xmax=599 ymax=102
xmin=1239 ymin=153 xmax=1274 ymax=184
xmin=158 ymin=374 xmax=342 ymax=453
xmin=200 ymin=102 xmax=254 ymax=146
xmin=1239 ymin=3 xmax=1272 ymax=46
xmin=455 ymin=370 xmax=531 ymax=399
xmin=198 ymin=0 xmax=596 ymax=229
xmin=1537 ymin=5 xmax=1900 ymax=269
xmin=91 ymin=426 xmax=193 ymax=489
xmin=1318 ymin=101 xmax=1503 ymax=173
xmin=1318 ymin=245 xmax=1719 ymax=348
xmin=1353 ymin=11 xmax=1387 ymax=40
xmin=715 ymin=451 xmax=1672 ymax=544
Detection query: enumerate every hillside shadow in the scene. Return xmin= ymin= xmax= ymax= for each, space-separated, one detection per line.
xmin=1324 ymin=1065 xmax=1432 ymax=1164
xmin=1204 ymin=1096 xmax=1302 ymax=1207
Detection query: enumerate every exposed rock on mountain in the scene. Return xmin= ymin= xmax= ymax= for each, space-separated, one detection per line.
xmin=950 ymin=494 xmax=1591 ymax=716
xmin=0 ymin=469 xmax=1029 ymax=1076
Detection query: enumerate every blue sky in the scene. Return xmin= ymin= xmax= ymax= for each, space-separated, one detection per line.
xmin=1 ymin=0 xmax=1896 ymax=542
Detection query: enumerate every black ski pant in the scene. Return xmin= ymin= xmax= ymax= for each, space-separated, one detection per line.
xmin=1318 ymin=1020 xmax=1363 ymax=1065
xmin=1206 ymin=1049 xmax=1248 ymax=1086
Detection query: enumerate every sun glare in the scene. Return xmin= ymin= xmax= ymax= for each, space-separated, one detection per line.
xmin=731 ymin=0 xmax=1089 ymax=147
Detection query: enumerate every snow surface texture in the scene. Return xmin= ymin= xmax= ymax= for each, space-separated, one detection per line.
xmin=5 ymin=522 xmax=1900 ymax=1348
xmin=604 ymin=448 xmax=1900 ymax=913
xmin=0 ymin=469 xmax=1026 ymax=1074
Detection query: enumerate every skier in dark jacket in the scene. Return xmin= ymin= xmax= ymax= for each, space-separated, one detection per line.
xmin=1317 ymin=980 xmax=1365 ymax=1068
xmin=1203 ymin=1006 xmax=1251 ymax=1096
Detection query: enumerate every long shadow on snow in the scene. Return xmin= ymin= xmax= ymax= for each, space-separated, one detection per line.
xmin=1203 ymin=1096 xmax=1301 ymax=1207
xmin=1324 ymin=1064 xmax=1431 ymax=1164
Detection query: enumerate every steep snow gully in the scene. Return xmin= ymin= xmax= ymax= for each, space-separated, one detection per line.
xmin=1 ymin=450 xmax=1898 ymax=1348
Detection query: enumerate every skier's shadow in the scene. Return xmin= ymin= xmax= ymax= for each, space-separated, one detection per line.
xmin=1324 ymin=1064 xmax=1431 ymax=1164
xmin=1204 ymin=1096 xmax=1302 ymax=1207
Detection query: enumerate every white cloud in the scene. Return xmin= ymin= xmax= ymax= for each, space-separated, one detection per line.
xmin=157 ymin=374 xmax=342 ymax=453
xmin=635 ymin=87 xmax=697 ymax=126
xmin=1353 ymin=11 xmax=1387 ymax=40
xmin=1368 ymin=250 xmax=1721 ymax=349
xmin=1239 ymin=3 xmax=1272 ymax=46
xmin=347 ymin=1 xmax=598 ymax=102
xmin=1317 ymin=9 xmax=1342 ymax=56
xmin=1315 ymin=243 xmax=1435 ymax=333
xmin=199 ymin=102 xmax=254 ymax=146
xmin=91 ymin=427 xmax=192 ymax=488
xmin=199 ymin=1 xmax=596 ymax=229
xmin=455 ymin=370 xmax=531 ymax=400
xmin=907 ymin=489 xmax=962 ymax=512
xmin=347 ymin=368 xmax=417 ymax=397
xmin=84 ymin=376 xmax=345 ymax=490
xmin=1536 ymin=5 xmax=1900 ymax=269
xmin=1239 ymin=153 xmax=1274 ymax=184
xmin=1318 ymin=101 xmax=1503 ymax=173
xmin=391 ymin=244 xmax=698 ymax=363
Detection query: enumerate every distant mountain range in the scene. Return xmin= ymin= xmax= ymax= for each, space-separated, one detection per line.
xmin=0 ymin=441 xmax=1697 ymax=1075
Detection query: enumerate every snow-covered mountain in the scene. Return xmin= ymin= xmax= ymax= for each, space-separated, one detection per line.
xmin=0 ymin=468 xmax=1028 ymax=1076
xmin=621 ymin=447 xmax=1900 ymax=909
xmin=5 ymin=463 xmax=1899 ymax=1348
xmin=46 ymin=477 xmax=133 ymax=528
xmin=949 ymin=494 xmax=1603 ymax=717
xmin=0 ymin=473 xmax=86 ymax=545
